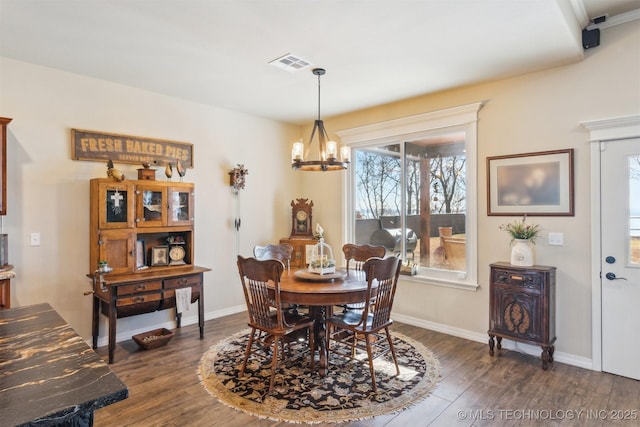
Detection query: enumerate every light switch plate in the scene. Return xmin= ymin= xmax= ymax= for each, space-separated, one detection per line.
xmin=548 ymin=232 xmax=563 ymax=246
xmin=30 ymin=232 xmax=41 ymax=246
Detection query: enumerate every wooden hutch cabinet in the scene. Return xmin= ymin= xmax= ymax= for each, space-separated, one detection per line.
xmin=0 ymin=118 xmax=13 ymax=309
xmin=488 ymin=262 xmax=556 ymax=370
xmin=89 ymin=178 xmax=210 ymax=363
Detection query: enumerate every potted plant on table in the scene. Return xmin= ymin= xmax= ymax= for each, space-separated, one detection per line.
xmin=500 ymin=215 xmax=541 ymax=266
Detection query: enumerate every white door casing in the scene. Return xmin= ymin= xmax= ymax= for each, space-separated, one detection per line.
xmin=600 ymin=137 xmax=640 ymax=380
xmin=583 ymin=115 xmax=640 ymax=376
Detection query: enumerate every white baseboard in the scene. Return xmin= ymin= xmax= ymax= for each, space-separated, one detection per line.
xmin=393 ymin=313 xmax=594 ymax=371
xmin=90 ymin=304 xmax=246 ymax=348
xmin=90 ymin=307 xmax=593 ymax=371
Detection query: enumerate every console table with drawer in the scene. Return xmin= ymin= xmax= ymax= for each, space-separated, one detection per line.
xmin=488 ymin=262 xmax=557 ymax=370
xmin=91 ymin=265 xmax=210 ymax=364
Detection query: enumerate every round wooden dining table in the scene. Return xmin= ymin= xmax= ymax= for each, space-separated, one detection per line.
xmin=278 ymin=268 xmax=368 ymax=376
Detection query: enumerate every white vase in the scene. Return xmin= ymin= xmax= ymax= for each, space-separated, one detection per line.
xmin=510 ymin=239 xmax=534 ymax=266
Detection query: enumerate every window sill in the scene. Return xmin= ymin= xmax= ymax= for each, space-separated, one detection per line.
xmin=399 ymin=273 xmax=479 ymax=291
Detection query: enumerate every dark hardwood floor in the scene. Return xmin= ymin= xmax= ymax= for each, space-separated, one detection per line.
xmin=94 ymin=312 xmax=639 ymax=426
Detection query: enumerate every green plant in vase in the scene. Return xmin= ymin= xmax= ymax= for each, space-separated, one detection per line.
xmin=500 ymin=215 xmax=541 ymax=243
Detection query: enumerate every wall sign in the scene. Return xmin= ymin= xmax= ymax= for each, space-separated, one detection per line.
xmin=71 ymin=129 xmax=193 ymax=168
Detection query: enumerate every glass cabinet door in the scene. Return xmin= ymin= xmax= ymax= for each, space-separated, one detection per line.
xmin=97 ymin=182 xmax=135 ymax=229
xmin=135 ymin=185 xmax=167 ymax=227
xmin=168 ymin=185 xmax=194 ymax=226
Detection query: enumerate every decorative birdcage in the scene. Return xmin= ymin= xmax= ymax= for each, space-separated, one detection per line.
xmin=308 ymin=238 xmax=336 ymax=275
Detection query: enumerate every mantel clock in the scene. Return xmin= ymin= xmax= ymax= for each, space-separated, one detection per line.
xmin=290 ymin=198 xmax=313 ymax=238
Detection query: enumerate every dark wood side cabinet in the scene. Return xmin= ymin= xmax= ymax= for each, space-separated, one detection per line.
xmin=0 ymin=117 xmax=12 ymax=215
xmin=488 ymin=262 xmax=557 ymax=370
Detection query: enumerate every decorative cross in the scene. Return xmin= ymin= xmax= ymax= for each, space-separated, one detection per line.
xmin=111 ymin=191 xmax=123 ymax=207
xmin=110 ymin=190 xmax=124 ymax=216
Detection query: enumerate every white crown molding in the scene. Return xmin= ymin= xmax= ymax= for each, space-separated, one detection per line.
xmin=586 ymin=8 xmax=640 ymax=30
xmin=582 ymin=114 xmax=640 ymax=142
xmin=336 ymin=102 xmax=484 ymax=145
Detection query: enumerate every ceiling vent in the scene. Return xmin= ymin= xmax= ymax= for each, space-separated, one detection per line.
xmin=269 ymin=53 xmax=312 ymax=72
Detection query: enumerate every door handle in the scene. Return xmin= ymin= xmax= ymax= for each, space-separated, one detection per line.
xmin=605 ymin=272 xmax=627 ymax=281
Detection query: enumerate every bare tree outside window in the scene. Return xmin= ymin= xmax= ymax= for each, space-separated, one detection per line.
xmin=355 ymin=149 xmax=401 ymax=219
xmin=429 ymin=155 xmax=466 ymax=214
xmin=354 ymin=139 xmax=467 ymax=272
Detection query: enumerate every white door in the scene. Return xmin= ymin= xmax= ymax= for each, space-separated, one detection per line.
xmin=601 ymin=137 xmax=640 ymax=380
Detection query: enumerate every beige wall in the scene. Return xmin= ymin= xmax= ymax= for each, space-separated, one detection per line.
xmin=300 ymin=20 xmax=640 ymax=363
xmin=0 ymin=19 xmax=638 ymax=365
xmin=0 ymin=57 xmax=302 ymax=341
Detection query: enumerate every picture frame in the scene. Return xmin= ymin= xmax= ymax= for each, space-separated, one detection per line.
xmin=136 ymin=240 xmax=147 ymax=269
xmin=151 ymin=245 xmax=169 ymax=266
xmin=487 ymin=149 xmax=574 ymax=216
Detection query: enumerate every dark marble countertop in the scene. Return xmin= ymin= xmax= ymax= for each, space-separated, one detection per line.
xmin=0 ymin=303 xmax=128 ymax=426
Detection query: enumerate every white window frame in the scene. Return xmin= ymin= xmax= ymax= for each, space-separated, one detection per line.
xmin=337 ymin=102 xmax=483 ymax=291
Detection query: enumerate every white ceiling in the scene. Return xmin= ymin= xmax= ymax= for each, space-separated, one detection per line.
xmin=0 ymin=0 xmax=638 ymax=125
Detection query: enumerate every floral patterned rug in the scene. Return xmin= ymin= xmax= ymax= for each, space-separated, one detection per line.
xmin=198 ymin=329 xmax=441 ymax=424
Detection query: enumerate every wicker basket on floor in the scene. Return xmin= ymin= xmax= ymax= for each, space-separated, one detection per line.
xmin=132 ymin=328 xmax=174 ymax=350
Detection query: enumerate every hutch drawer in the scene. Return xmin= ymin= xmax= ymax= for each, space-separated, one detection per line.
xmin=116 ymin=280 xmax=163 ymax=295
xmin=164 ymin=274 xmax=201 ymax=289
xmin=491 ymin=267 xmax=546 ymax=289
xmin=116 ymin=293 xmax=162 ymax=307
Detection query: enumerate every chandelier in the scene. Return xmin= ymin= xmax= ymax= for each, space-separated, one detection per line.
xmin=291 ymin=68 xmax=350 ymax=171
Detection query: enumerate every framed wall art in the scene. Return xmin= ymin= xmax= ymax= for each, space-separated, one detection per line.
xmin=151 ymin=245 xmax=169 ymax=266
xmin=487 ymin=149 xmax=574 ymax=216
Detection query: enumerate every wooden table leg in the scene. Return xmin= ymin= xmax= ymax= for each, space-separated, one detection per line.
xmin=310 ymin=306 xmax=328 ymax=376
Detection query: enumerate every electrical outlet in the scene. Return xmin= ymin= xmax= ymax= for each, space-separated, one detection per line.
xmin=30 ymin=232 xmax=41 ymax=246
xmin=548 ymin=232 xmax=563 ymax=246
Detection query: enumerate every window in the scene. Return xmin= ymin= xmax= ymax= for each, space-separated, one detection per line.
xmin=337 ymin=103 xmax=482 ymax=290
xmin=629 ymin=155 xmax=640 ymax=265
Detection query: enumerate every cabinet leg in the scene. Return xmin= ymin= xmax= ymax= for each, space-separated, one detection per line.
xmin=108 ymin=310 xmax=116 ymax=364
xmin=541 ymin=345 xmax=554 ymax=370
xmin=496 ymin=336 xmax=502 ymax=350
xmin=198 ymin=291 xmax=204 ymax=339
xmin=488 ymin=334 xmax=495 ymax=356
xmin=176 ymin=312 xmax=182 ymax=328
xmin=92 ymin=296 xmax=100 ymax=349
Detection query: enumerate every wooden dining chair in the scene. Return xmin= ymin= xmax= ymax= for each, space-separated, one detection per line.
xmin=343 ymin=243 xmax=386 ymax=273
xmin=326 ymin=256 xmax=401 ymax=392
xmin=339 ymin=243 xmax=386 ymax=314
xmin=253 ymin=243 xmax=294 ymax=271
xmin=253 ymin=243 xmax=303 ymax=314
xmin=236 ymin=256 xmax=315 ymax=394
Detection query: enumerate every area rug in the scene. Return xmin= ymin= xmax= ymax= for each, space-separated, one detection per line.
xmin=198 ymin=329 xmax=441 ymax=424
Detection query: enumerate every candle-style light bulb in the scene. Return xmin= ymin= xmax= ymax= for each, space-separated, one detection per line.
xmin=326 ymin=141 xmax=337 ymax=160
xmin=292 ymin=141 xmax=304 ymax=162
xmin=340 ymin=146 xmax=351 ymax=163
